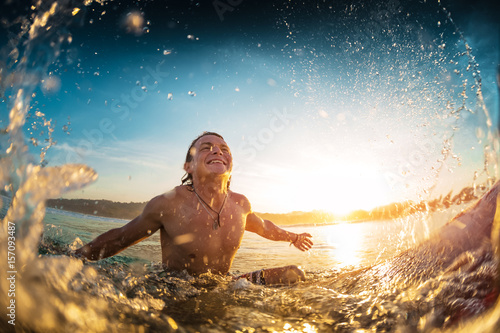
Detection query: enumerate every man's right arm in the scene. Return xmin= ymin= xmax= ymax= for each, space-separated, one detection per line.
xmin=74 ymin=197 xmax=164 ymax=260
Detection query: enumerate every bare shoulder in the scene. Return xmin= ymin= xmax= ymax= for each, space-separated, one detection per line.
xmin=229 ymin=191 xmax=252 ymax=213
xmin=143 ymin=186 xmax=187 ymax=215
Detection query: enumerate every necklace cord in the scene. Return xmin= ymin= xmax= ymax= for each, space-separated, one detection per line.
xmin=191 ymin=186 xmax=228 ymax=229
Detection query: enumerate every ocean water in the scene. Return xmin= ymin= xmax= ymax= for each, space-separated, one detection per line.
xmin=42 ymin=205 xmax=463 ymax=273
xmin=8 ymin=199 xmax=487 ymax=332
xmin=1 ymin=188 xmax=499 ymax=332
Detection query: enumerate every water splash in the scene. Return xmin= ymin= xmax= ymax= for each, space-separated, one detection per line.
xmin=0 ymin=0 xmax=100 ymax=330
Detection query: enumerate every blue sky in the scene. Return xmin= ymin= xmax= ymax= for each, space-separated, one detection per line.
xmin=3 ymin=0 xmax=498 ymax=214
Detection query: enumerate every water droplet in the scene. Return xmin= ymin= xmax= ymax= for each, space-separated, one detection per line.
xmin=42 ymin=75 xmax=61 ymax=93
xmin=319 ymin=110 xmax=329 ymax=118
xmin=267 ymin=78 xmax=277 ymax=86
xmin=163 ymin=49 xmax=172 ymax=55
xmin=167 ymin=93 xmax=173 ymax=100
xmin=437 ymin=21 xmax=441 ymax=27
xmin=141 ymin=86 xmax=147 ymax=92
xmin=188 ymin=91 xmax=196 ymax=97
xmin=235 ymin=87 xmax=240 ymax=92
xmin=123 ymin=11 xmax=145 ymax=36
xmin=475 ymin=127 xmax=484 ymax=139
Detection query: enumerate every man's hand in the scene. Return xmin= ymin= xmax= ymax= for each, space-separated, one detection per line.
xmin=291 ymin=233 xmax=313 ymax=251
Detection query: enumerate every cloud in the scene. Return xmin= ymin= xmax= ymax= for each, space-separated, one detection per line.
xmin=50 ymin=137 xmax=183 ymax=172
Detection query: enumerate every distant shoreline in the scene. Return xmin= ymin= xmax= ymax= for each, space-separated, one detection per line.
xmin=46 ymin=198 xmax=147 ymax=221
xmin=45 ymin=205 xmax=378 ymax=227
xmin=46 ymin=198 xmax=341 ymax=225
xmin=45 ymin=185 xmax=482 ymax=225
xmin=46 ymin=207 xmax=130 ymax=224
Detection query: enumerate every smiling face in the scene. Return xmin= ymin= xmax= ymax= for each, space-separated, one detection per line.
xmin=184 ymin=134 xmax=233 ymax=182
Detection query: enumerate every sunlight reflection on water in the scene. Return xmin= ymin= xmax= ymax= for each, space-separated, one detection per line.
xmin=323 ymin=223 xmax=366 ymax=268
xmin=233 ymin=204 xmax=466 ymax=272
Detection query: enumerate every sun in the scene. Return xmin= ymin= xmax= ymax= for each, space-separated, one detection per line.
xmin=232 ymin=150 xmax=393 ymax=216
xmin=278 ymin=162 xmax=392 ymax=216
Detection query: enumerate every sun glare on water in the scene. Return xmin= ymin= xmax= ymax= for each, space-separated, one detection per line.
xmin=323 ymin=222 xmax=367 ymax=267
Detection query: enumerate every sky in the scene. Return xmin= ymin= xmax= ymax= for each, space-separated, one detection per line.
xmin=1 ymin=0 xmax=499 ymax=214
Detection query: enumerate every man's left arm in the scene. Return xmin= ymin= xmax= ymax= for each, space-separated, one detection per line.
xmin=245 ymin=212 xmax=313 ymax=251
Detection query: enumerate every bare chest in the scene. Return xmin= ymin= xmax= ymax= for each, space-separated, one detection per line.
xmin=161 ymin=199 xmax=247 ymax=252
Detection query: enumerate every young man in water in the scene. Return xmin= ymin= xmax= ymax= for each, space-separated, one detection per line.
xmin=75 ymin=132 xmax=313 ymax=285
